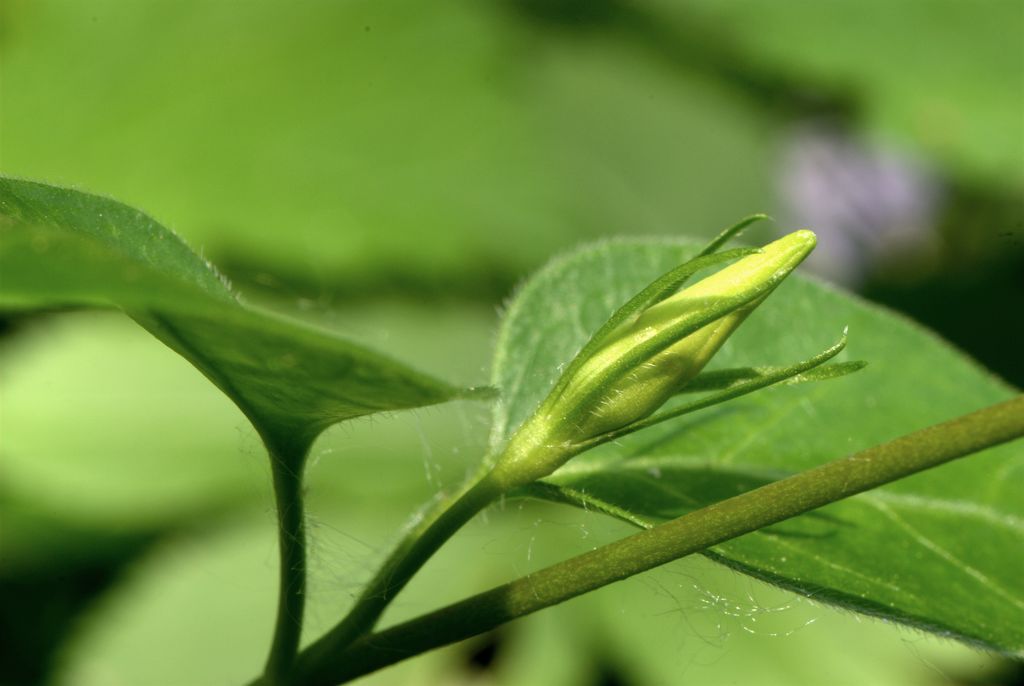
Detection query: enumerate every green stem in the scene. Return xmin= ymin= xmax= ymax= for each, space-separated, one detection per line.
xmin=263 ymin=453 xmax=309 ymax=684
xmin=292 ymin=468 xmax=506 ymax=679
xmin=293 ymin=395 xmax=1024 ymax=685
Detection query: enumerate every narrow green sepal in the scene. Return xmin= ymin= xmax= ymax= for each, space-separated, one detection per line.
xmin=679 ymin=359 xmax=866 ymax=394
xmin=573 ymin=330 xmax=861 ymax=452
xmin=697 ymin=213 xmax=771 ymax=258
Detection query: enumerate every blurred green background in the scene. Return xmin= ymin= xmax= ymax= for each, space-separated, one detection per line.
xmin=1 ymin=1 xmax=1022 ymax=684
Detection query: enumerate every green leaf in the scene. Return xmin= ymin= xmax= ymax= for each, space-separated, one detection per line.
xmin=492 ymin=237 xmax=1023 ymax=655
xmin=0 ymin=177 xmax=466 ymax=454
xmin=0 ymin=1 xmax=776 ymax=286
xmin=677 ymin=0 xmax=1024 ymax=183
xmin=0 ymin=307 xmax=492 ymax=529
xmin=0 ymin=312 xmax=258 ymax=528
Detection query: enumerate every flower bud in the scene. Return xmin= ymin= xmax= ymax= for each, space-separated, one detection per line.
xmin=568 ymin=230 xmax=816 ymax=436
xmin=491 ymin=230 xmax=816 ymax=488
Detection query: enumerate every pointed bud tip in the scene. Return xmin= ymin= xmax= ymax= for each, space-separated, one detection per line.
xmin=793 ymin=229 xmax=817 ymax=249
xmin=793 ymin=228 xmax=817 ymax=241
xmin=774 ymin=229 xmax=817 ymax=254
xmin=750 ymin=229 xmax=816 ymax=277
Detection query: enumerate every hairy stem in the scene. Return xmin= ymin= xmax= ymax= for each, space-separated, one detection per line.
xmin=263 ymin=452 xmax=309 ymax=684
xmin=292 ymin=395 xmax=1024 ymax=685
xmin=292 ymin=467 xmax=505 ymax=677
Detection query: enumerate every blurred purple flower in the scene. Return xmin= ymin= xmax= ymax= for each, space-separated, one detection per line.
xmin=779 ymin=123 xmax=943 ymax=285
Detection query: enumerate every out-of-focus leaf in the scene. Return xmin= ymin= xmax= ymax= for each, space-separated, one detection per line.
xmin=0 ymin=313 xmax=262 ymax=527
xmin=0 ymin=178 xmax=466 ymax=451
xmin=674 ymin=0 xmax=1024 ymax=182
xmin=493 ymin=238 xmax=1023 ymax=655
xmin=0 ymin=300 xmax=493 ymax=529
xmin=0 ymin=0 xmax=775 ymax=286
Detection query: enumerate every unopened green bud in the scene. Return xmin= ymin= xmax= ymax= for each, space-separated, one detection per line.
xmin=567 ymin=230 xmax=816 ymax=436
xmin=491 ymin=230 xmax=816 ymax=488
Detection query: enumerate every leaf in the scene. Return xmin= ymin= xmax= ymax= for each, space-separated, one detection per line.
xmin=0 ymin=307 xmax=492 ymax=528
xmin=677 ymin=0 xmax=1024 ymax=182
xmin=0 ymin=312 xmax=259 ymax=527
xmin=0 ymin=0 xmax=776 ymax=287
xmin=0 ymin=177 xmax=467 ymax=455
xmin=492 ymin=238 xmax=1023 ymax=655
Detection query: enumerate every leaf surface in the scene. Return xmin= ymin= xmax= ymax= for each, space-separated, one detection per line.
xmin=492 ymin=238 xmax=1023 ymax=655
xmin=0 ymin=0 xmax=776 ymax=286
xmin=679 ymin=0 xmax=1024 ymax=182
xmin=0 ymin=177 xmax=465 ymax=452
